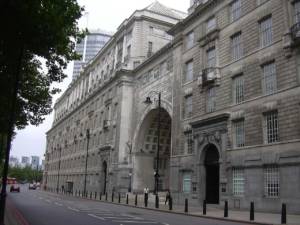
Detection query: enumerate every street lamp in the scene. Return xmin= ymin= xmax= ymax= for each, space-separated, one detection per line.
xmin=83 ymin=129 xmax=90 ymax=196
xmin=144 ymin=91 xmax=161 ymax=194
xmin=56 ymin=146 xmax=62 ymax=193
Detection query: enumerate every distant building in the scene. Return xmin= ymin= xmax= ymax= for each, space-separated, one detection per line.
xmin=72 ymin=30 xmax=112 ymax=80
xmin=9 ymin=156 xmax=19 ymax=168
xmin=31 ymin=156 xmax=40 ymax=169
xmin=21 ymin=156 xmax=30 ymax=167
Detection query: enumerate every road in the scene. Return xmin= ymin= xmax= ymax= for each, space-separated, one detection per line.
xmin=7 ymin=187 xmax=254 ymax=225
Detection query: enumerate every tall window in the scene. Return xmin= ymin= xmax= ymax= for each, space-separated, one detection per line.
xmin=259 ymin=16 xmax=273 ymax=47
xmin=183 ymin=173 xmax=191 ymax=193
xmin=233 ymin=120 xmax=245 ymax=147
xmin=207 ymin=47 xmax=216 ymax=68
xmin=148 ymin=42 xmax=153 ymax=54
xmin=230 ymin=0 xmax=242 ymax=22
xmin=294 ymin=1 xmax=300 ymax=23
xmin=184 ymin=60 xmax=193 ymax=83
xmin=264 ymin=166 xmax=280 ymax=197
xmin=184 ymin=95 xmax=193 ymax=118
xmin=264 ymin=111 xmax=279 ymax=143
xmin=233 ymin=75 xmax=244 ymax=104
xmin=185 ymin=132 xmax=194 ymax=154
xmin=186 ymin=31 xmax=194 ymax=49
xmin=207 ymin=87 xmax=216 ymax=113
xmin=232 ymin=168 xmax=245 ymax=196
xmin=231 ymin=32 xmax=242 ymax=60
xmin=262 ymin=62 xmax=277 ymax=95
xmin=207 ymin=17 xmax=216 ymax=33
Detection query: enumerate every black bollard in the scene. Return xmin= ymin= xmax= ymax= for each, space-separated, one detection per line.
xmin=105 ymin=192 xmax=108 ymax=201
xmin=112 ymin=192 xmax=114 ymax=202
xmin=281 ymin=203 xmax=287 ymax=224
xmin=118 ymin=193 xmax=121 ymax=203
xmin=250 ymin=202 xmax=254 ymax=221
xmin=95 ymin=192 xmax=97 ymax=199
xmin=135 ymin=194 xmax=138 ymax=206
xmin=184 ymin=198 xmax=188 ymax=213
xmin=144 ymin=194 xmax=148 ymax=207
xmin=203 ymin=200 xmax=206 ymax=215
xmin=90 ymin=192 xmax=92 ymax=199
xmin=155 ymin=194 xmax=159 ymax=209
xmin=224 ymin=200 xmax=228 ymax=218
xmin=169 ymin=196 xmax=173 ymax=210
xmin=126 ymin=194 xmax=129 ymax=204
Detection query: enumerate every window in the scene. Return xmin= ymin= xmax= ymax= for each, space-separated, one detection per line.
xmin=148 ymin=42 xmax=153 ymax=55
xmin=264 ymin=111 xmax=279 ymax=143
xmin=153 ymin=66 xmax=160 ymax=79
xmin=231 ymin=32 xmax=242 ymax=60
xmin=262 ymin=62 xmax=277 ymax=95
xmin=183 ymin=173 xmax=191 ymax=193
xmin=232 ymin=168 xmax=244 ymax=196
xmin=259 ymin=16 xmax=273 ymax=47
xmin=207 ymin=87 xmax=216 ymax=113
xmin=294 ymin=1 xmax=300 ymax=24
xmin=233 ymin=120 xmax=245 ymax=147
xmin=206 ymin=17 xmax=216 ymax=33
xmin=233 ymin=75 xmax=244 ymax=104
xmin=207 ymin=47 xmax=216 ymax=68
xmin=264 ymin=166 xmax=280 ymax=197
xmin=185 ymin=132 xmax=194 ymax=154
xmin=186 ymin=31 xmax=194 ymax=49
xmin=184 ymin=60 xmax=193 ymax=83
xmin=133 ymin=61 xmax=140 ymax=69
xmin=230 ymin=0 xmax=242 ymax=22
xmin=183 ymin=95 xmax=193 ymax=118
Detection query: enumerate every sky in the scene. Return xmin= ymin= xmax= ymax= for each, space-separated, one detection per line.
xmin=10 ymin=0 xmax=190 ymax=161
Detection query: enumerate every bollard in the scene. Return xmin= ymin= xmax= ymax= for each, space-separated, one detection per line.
xmin=281 ymin=203 xmax=287 ymax=224
xmin=95 ymin=192 xmax=97 ymax=199
xmin=126 ymin=194 xmax=129 ymax=204
xmin=112 ymin=192 xmax=114 ymax=202
xmin=135 ymin=194 xmax=138 ymax=206
xmin=250 ymin=202 xmax=254 ymax=221
xmin=184 ymin=198 xmax=188 ymax=213
xmin=105 ymin=192 xmax=108 ymax=201
xmin=203 ymin=200 xmax=206 ymax=215
xmin=155 ymin=194 xmax=159 ymax=209
xmin=118 ymin=193 xmax=121 ymax=203
xmin=169 ymin=196 xmax=173 ymax=210
xmin=79 ymin=190 xmax=81 ymax=197
xmin=100 ymin=192 xmax=102 ymax=200
xmin=224 ymin=200 xmax=228 ymax=218
xmin=90 ymin=192 xmax=92 ymax=199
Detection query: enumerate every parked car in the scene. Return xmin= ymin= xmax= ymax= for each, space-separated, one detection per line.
xmin=10 ymin=183 xmax=20 ymax=192
xmin=29 ymin=183 xmax=36 ymax=190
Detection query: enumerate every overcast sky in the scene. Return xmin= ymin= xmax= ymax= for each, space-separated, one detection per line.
xmin=10 ymin=0 xmax=190 ymax=161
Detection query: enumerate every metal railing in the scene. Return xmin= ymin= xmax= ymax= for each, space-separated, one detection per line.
xmin=291 ymin=22 xmax=300 ymax=41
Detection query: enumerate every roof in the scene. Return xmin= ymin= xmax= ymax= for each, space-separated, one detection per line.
xmin=144 ymin=1 xmax=187 ymax=20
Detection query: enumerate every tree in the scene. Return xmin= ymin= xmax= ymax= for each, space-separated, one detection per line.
xmin=0 ymin=1 xmax=86 ymax=223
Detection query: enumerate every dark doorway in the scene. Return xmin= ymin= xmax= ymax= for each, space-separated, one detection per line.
xmin=204 ymin=144 xmax=219 ymax=204
xmin=102 ymin=161 xmax=107 ymax=194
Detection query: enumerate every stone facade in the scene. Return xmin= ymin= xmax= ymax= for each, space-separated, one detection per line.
xmin=43 ymin=0 xmax=300 ymax=213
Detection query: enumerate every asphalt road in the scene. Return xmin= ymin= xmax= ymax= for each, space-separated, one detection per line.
xmin=7 ymin=187 xmax=253 ymax=225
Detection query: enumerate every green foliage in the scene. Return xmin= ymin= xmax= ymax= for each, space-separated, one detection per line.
xmin=0 ymin=0 xmax=87 ymax=133
xmin=8 ymin=166 xmax=43 ymax=183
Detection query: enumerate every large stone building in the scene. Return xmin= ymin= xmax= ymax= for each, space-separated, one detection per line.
xmin=43 ymin=0 xmax=300 ymax=213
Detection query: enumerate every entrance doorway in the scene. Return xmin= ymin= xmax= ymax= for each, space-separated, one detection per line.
xmin=102 ymin=161 xmax=107 ymax=194
xmin=204 ymin=144 xmax=219 ymax=204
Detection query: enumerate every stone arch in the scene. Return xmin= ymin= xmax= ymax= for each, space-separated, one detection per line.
xmin=132 ymin=104 xmax=172 ymax=192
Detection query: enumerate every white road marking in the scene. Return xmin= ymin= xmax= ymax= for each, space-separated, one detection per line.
xmin=88 ymin=214 xmax=105 ymax=220
xmin=112 ymin=221 xmax=158 ymax=224
xmin=54 ymin=202 xmax=63 ymax=206
xmin=162 ymin=223 xmax=170 ymax=225
xmin=67 ymin=207 xmax=79 ymax=212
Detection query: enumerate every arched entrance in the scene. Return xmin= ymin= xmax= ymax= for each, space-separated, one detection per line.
xmin=133 ymin=108 xmax=172 ymax=192
xmin=204 ymin=144 xmax=219 ymax=204
xmin=101 ymin=161 xmax=107 ymax=194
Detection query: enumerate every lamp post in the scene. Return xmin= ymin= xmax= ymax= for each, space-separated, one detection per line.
xmin=144 ymin=92 xmax=161 ymax=194
xmin=56 ymin=146 xmax=62 ymax=193
xmin=83 ymin=129 xmax=90 ymax=196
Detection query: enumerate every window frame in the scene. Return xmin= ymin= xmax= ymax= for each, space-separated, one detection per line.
xmin=259 ymin=16 xmax=273 ymax=48
xmin=183 ymin=95 xmax=193 ymax=119
xmin=231 ymin=32 xmax=243 ymax=61
xmin=186 ymin=31 xmax=195 ymax=49
xmin=206 ymin=87 xmax=216 ymax=113
xmin=230 ymin=0 xmax=242 ymax=22
xmin=232 ymin=74 xmax=244 ymax=104
xmin=232 ymin=168 xmax=245 ymax=196
xmin=182 ymin=172 xmax=192 ymax=193
xmin=206 ymin=17 xmax=216 ymax=33
xmin=262 ymin=61 xmax=277 ymax=95
xmin=233 ymin=119 xmax=245 ymax=148
xmin=184 ymin=60 xmax=194 ymax=83
xmin=263 ymin=110 xmax=279 ymax=144
xmin=264 ymin=165 xmax=280 ymax=198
